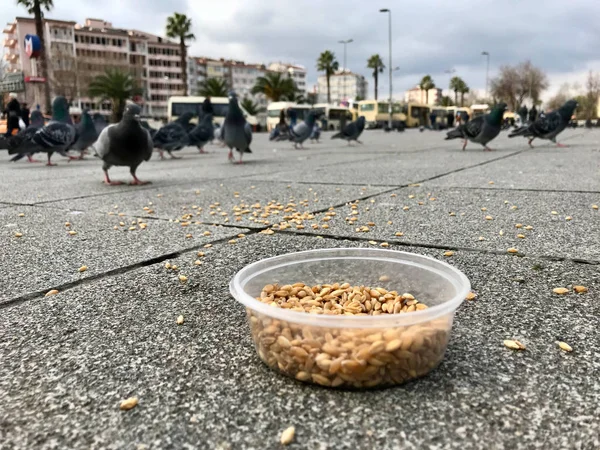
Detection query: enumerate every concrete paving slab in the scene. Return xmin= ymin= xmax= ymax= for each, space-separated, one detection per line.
xmin=1 ymin=233 xmax=598 ymax=449
xmin=0 ymin=205 xmax=247 ymax=303
xmin=244 ymin=147 xmax=524 ymax=185
xmin=43 ymin=180 xmax=392 ymax=227
xmin=289 ymin=186 xmax=600 ymax=261
xmin=430 ymin=141 xmax=600 ymax=192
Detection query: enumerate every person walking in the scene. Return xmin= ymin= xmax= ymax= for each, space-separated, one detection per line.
xmin=202 ymin=96 xmax=214 ymax=116
xmin=529 ymin=105 xmax=538 ymax=124
xmin=429 ymin=111 xmax=437 ymax=130
xmin=20 ymin=102 xmax=30 ymax=128
xmin=4 ymin=93 xmax=21 ymax=137
xmin=287 ymin=107 xmax=297 ymax=128
xmin=447 ymin=110 xmax=454 ymax=128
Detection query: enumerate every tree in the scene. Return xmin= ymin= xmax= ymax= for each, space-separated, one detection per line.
xmin=440 ymin=96 xmax=454 ymax=107
xmin=580 ymin=71 xmax=600 ymax=119
xmin=419 ymin=75 xmax=435 ymax=104
xmin=17 ymin=0 xmax=53 ymax=112
xmin=490 ymin=60 xmax=549 ymax=111
xmin=449 ymin=76 xmax=464 ymax=106
xmin=316 ymin=50 xmax=339 ymax=104
xmin=165 ymin=13 xmax=195 ymax=96
xmin=197 ymin=78 xmax=228 ymax=97
xmin=88 ymin=69 xmax=141 ymax=122
xmin=545 ymin=83 xmax=572 ymax=111
xmin=367 ymin=54 xmax=385 ymax=100
xmin=458 ymin=81 xmax=470 ymax=107
xmin=251 ymin=72 xmax=296 ymax=101
xmin=240 ymin=98 xmax=261 ymax=116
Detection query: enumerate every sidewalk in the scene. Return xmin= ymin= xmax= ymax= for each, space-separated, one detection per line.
xmin=1 ymin=129 xmax=598 ymax=449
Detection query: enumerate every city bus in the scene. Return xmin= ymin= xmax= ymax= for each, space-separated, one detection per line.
xmin=401 ymin=103 xmax=431 ymax=128
xmin=471 ymin=104 xmax=490 ymax=118
xmin=266 ymin=102 xmax=312 ymax=131
xmin=167 ymin=96 xmax=258 ymax=126
xmin=312 ymin=104 xmax=351 ymax=130
xmin=357 ymin=100 xmax=406 ymax=129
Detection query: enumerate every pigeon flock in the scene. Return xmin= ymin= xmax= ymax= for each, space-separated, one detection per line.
xmin=0 ymin=94 xmax=578 ymax=185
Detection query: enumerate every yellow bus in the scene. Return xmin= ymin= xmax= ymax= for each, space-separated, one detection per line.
xmin=470 ymin=104 xmax=490 ymax=118
xmin=266 ymin=102 xmax=312 ymax=131
xmin=358 ymin=100 xmax=406 ymax=129
xmin=401 ymin=103 xmax=430 ymax=128
xmin=167 ymin=96 xmax=258 ymax=126
xmin=313 ymin=103 xmax=351 ymax=130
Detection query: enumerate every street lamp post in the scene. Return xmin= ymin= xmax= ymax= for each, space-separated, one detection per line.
xmin=481 ymin=51 xmax=490 ymax=99
xmin=338 ymin=38 xmax=353 ymax=105
xmin=380 ymin=8 xmax=392 ymax=129
xmin=164 ymin=75 xmax=170 ymax=120
xmin=444 ymin=68 xmax=455 ymax=103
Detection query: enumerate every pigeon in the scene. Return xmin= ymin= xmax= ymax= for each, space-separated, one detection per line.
xmin=276 ymin=110 xmax=319 ymax=149
xmin=70 ymin=109 xmax=99 ymax=159
xmin=188 ymin=113 xmax=215 ymax=153
xmin=331 ymin=116 xmax=366 ymax=145
xmin=152 ymin=112 xmax=193 ymax=159
xmin=10 ymin=96 xmax=77 ymax=166
xmin=94 ymin=103 xmax=153 ymax=185
xmin=2 ymin=111 xmax=46 ymax=163
xmin=92 ymin=113 xmax=108 ymax=135
xmin=508 ymin=99 xmax=578 ymax=148
xmin=140 ymin=120 xmax=157 ymax=139
xmin=222 ymin=92 xmax=252 ymax=163
xmin=445 ymin=103 xmax=507 ymax=151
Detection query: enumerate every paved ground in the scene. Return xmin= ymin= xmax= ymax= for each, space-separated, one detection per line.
xmin=1 ymin=128 xmax=599 ymax=449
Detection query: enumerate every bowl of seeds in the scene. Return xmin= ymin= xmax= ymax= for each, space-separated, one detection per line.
xmin=230 ymin=248 xmax=470 ymax=389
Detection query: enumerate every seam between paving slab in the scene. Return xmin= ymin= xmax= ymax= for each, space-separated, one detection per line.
xmin=0 ymin=227 xmax=254 ymax=310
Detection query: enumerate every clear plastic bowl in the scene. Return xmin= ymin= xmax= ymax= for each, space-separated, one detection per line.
xmin=230 ymin=248 xmax=470 ymax=389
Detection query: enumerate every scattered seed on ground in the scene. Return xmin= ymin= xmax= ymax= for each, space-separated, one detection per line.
xmin=177 ymin=315 xmax=184 ymax=325
xmin=45 ymin=289 xmax=59 ymax=297
xmin=14 ymin=232 xmax=23 ymax=238
xmin=280 ymin=426 xmax=295 ymax=445
xmin=466 ymin=292 xmax=477 ymax=301
xmin=507 ymin=248 xmax=518 ymax=254
xmin=557 ymin=341 xmax=573 ymax=352
xmin=573 ymin=285 xmax=588 ymax=293
xmin=78 ymin=266 xmax=88 ymax=273
xmin=443 ymin=251 xmax=454 ymax=257
xmin=504 ymin=340 xmax=526 ymax=350
xmin=553 ymin=287 xmax=569 ymax=295
xmin=119 ymin=397 xmax=138 ymax=410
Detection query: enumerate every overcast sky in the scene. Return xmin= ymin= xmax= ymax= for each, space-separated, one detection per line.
xmin=3 ymin=0 xmax=599 ymax=102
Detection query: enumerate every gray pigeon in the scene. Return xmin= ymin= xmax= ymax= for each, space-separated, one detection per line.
xmin=331 ymin=116 xmax=366 ymax=145
xmin=70 ymin=109 xmax=99 ymax=159
xmin=222 ymin=92 xmax=252 ymax=163
xmin=92 ymin=113 xmax=108 ymax=135
xmin=188 ymin=113 xmax=215 ymax=153
xmin=4 ymin=111 xmax=45 ymax=163
xmin=11 ymin=96 xmax=77 ymax=165
xmin=94 ymin=103 xmax=153 ymax=185
xmin=445 ymin=103 xmax=507 ymax=151
xmin=508 ymin=99 xmax=577 ymax=148
xmin=277 ymin=109 xmax=319 ymax=149
xmin=152 ymin=112 xmax=193 ymax=159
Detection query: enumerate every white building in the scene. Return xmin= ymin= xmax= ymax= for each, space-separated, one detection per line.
xmin=317 ymin=71 xmax=368 ymax=104
xmin=228 ymin=61 xmax=268 ymax=110
xmin=404 ymin=85 xmax=442 ymax=105
xmin=267 ymin=62 xmax=307 ymax=93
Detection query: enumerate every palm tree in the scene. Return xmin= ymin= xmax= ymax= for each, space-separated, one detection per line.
xmin=419 ymin=75 xmax=435 ymax=105
xmin=366 ymin=54 xmax=385 ymax=100
xmin=88 ymin=69 xmax=141 ymax=122
xmin=449 ymin=76 xmax=463 ymax=106
xmin=251 ymin=72 xmax=296 ymax=101
xmin=458 ymin=81 xmax=470 ymax=107
xmin=197 ymin=78 xmax=228 ymax=97
xmin=316 ymin=50 xmax=339 ymax=104
xmin=240 ymin=98 xmax=261 ymax=116
xmin=165 ymin=13 xmax=195 ymax=96
xmin=17 ymin=0 xmax=53 ymax=112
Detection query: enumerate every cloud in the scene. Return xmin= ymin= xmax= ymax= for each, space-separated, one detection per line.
xmin=4 ymin=0 xmax=600 ymax=101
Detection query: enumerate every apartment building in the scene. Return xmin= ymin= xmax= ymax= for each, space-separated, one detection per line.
xmin=316 ymin=71 xmax=368 ymax=104
xmin=2 ymin=17 xmax=183 ymax=118
xmin=267 ymin=62 xmax=307 ymax=93
xmin=404 ymin=85 xmax=442 ymax=106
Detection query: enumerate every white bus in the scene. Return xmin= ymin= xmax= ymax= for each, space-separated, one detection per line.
xmin=167 ymin=96 xmax=258 ymax=126
xmin=312 ymin=103 xmax=351 ymax=130
xmin=266 ymin=102 xmax=312 ymax=131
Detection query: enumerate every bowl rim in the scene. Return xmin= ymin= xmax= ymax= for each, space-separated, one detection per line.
xmin=230 ymin=248 xmax=471 ymax=328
